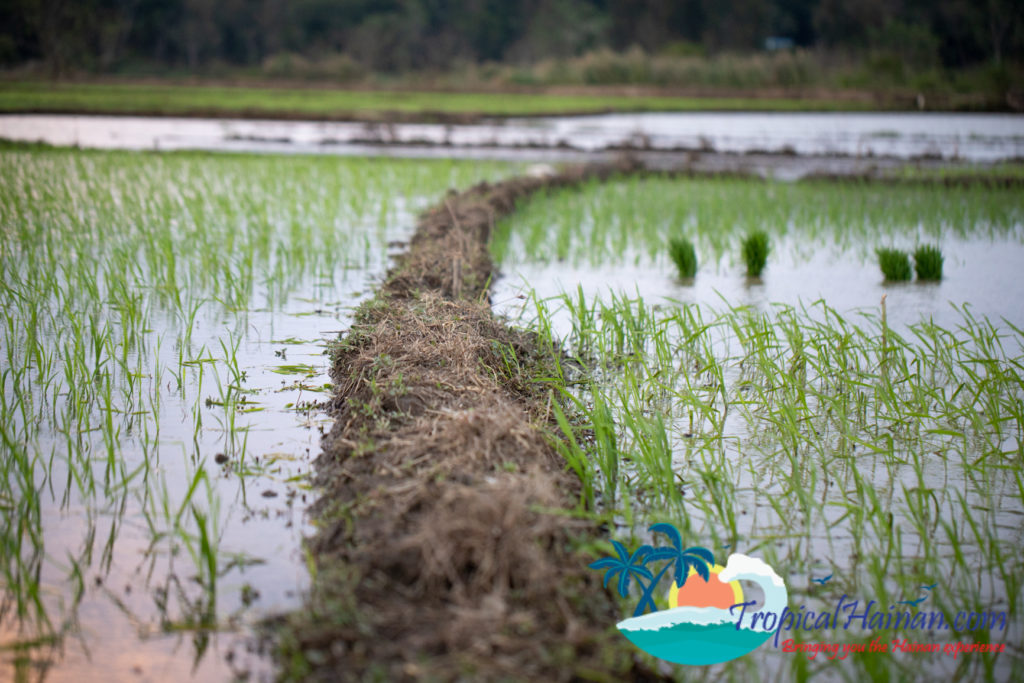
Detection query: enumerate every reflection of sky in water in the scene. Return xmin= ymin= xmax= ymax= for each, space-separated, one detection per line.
xmin=1 ymin=282 xmax=375 ymax=683
xmin=2 ymin=111 xmax=1023 ymax=161
xmin=0 ymin=211 xmax=410 ymax=679
xmin=493 ymin=233 xmax=1024 ymax=332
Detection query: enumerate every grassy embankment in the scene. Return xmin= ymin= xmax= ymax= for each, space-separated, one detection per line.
xmin=272 ymin=162 xmax=673 ymax=680
xmin=6 ymin=42 xmax=1017 ymax=117
xmin=0 ymin=80 xmax=883 ymax=121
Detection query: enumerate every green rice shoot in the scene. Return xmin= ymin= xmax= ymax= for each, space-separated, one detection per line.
xmin=914 ymin=244 xmax=944 ymax=280
xmin=0 ymin=145 xmax=514 ymax=674
xmin=876 ymin=247 xmax=913 ymax=281
xmin=741 ymin=230 xmax=770 ymax=277
xmin=668 ymin=237 xmax=698 ymax=279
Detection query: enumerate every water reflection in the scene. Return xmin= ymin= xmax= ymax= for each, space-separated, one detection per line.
xmin=1 ymin=111 xmax=1022 ymax=162
xmin=494 ymin=233 xmax=1024 ymax=334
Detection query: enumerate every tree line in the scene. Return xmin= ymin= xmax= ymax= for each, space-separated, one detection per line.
xmin=1 ymin=0 xmax=1020 ymax=77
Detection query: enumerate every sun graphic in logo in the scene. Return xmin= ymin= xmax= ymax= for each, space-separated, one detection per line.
xmin=668 ymin=564 xmax=744 ymax=611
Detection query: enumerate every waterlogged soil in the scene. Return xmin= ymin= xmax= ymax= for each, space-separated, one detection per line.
xmin=272 ymin=162 xmax=670 ymax=680
xmin=7 ymin=139 xmax=1018 ymax=681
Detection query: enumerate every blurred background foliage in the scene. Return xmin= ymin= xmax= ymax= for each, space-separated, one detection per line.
xmin=0 ymin=0 xmax=1020 ymax=92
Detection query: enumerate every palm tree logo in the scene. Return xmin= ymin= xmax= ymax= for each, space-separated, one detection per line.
xmin=589 ymin=523 xmax=715 ymax=617
xmin=589 ymin=523 xmax=789 ymax=666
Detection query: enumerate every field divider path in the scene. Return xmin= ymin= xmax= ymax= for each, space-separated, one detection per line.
xmin=272 ymin=159 xmax=665 ymax=680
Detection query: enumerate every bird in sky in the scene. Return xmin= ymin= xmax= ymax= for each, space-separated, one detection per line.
xmin=811 ymin=573 xmax=833 ymax=585
xmin=897 ymin=595 xmax=928 ymax=607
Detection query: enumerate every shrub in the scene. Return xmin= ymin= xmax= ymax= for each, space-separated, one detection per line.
xmin=913 ymin=244 xmax=944 ymax=280
xmin=741 ymin=231 xmax=770 ymax=277
xmin=261 ymin=51 xmax=363 ymax=82
xmin=876 ymin=247 xmax=912 ymax=281
xmin=668 ymin=237 xmax=698 ymax=279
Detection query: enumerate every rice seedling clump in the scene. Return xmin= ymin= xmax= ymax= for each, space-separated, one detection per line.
xmin=914 ymin=244 xmax=944 ymax=280
xmin=876 ymin=247 xmax=912 ymax=281
xmin=741 ymin=230 xmax=769 ymax=277
xmin=668 ymin=237 xmax=698 ymax=279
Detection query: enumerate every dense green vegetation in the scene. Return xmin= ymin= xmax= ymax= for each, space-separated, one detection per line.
xmin=914 ymin=243 xmax=945 ymax=280
xmin=1 ymin=1 xmax=1019 ymax=112
xmin=2 ymin=0 xmax=1019 ymax=83
xmin=741 ymin=230 xmax=771 ymax=277
xmin=668 ymin=237 xmax=698 ymax=279
xmin=0 ymin=81 xmax=868 ymax=119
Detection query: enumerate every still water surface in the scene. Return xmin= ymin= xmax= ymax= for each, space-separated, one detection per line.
xmin=1 ymin=111 xmax=1022 ymax=161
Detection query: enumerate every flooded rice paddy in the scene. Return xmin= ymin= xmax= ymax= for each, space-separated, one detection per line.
xmin=491 ymin=176 xmax=1024 ymax=330
xmin=1 ymin=111 xmax=1023 ymax=162
xmin=492 ymin=176 xmax=1024 ymax=680
xmin=3 ymin=109 xmax=1024 ymax=682
xmin=0 ymin=149 xmax=515 ymax=681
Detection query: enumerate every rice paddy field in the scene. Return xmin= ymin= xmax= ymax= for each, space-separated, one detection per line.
xmin=2 ymin=137 xmax=1024 ymax=681
xmin=491 ymin=176 xmax=1024 ymax=680
xmin=0 ymin=147 xmax=515 ymax=681
xmin=0 ymin=81 xmax=860 ymax=121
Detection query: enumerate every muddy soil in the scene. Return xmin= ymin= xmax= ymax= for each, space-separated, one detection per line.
xmin=271 ymin=160 xmax=667 ymax=681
